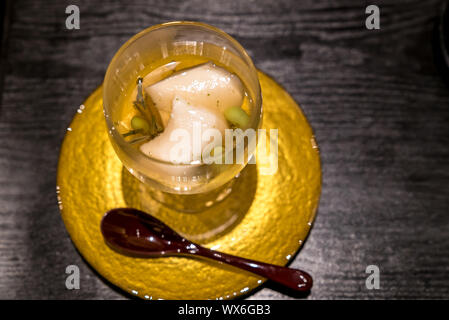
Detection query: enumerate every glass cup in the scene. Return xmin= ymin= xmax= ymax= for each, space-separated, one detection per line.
xmin=103 ymin=21 xmax=262 ymax=212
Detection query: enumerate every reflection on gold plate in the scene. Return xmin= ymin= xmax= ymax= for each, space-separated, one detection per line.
xmin=57 ymin=71 xmax=321 ymax=300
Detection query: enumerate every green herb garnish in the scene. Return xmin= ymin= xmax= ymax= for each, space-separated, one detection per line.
xmin=122 ymin=129 xmax=143 ymax=137
xmin=124 ymin=77 xmax=164 ymax=142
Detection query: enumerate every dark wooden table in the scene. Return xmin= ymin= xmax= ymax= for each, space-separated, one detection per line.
xmin=1 ymin=0 xmax=448 ymax=299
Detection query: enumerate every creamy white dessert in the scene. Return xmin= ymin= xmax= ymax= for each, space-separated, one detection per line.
xmin=145 ymin=62 xmax=244 ymax=115
xmin=121 ymin=60 xmax=250 ymax=167
xmin=138 ymin=62 xmax=248 ymax=164
xmin=140 ymin=96 xmax=228 ymax=163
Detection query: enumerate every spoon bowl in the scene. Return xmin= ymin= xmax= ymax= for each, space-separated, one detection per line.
xmin=101 ymin=208 xmax=189 ymax=257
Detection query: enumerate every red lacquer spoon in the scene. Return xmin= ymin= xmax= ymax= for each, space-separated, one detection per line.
xmin=100 ymin=208 xmax=313 ymax=292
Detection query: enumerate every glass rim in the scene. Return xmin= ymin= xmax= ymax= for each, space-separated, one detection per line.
xmin=103 ymin=21 xmax=263 ymax=167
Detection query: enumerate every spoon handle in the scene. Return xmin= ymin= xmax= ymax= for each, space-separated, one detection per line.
xmin=195 ymin=246 xmax=312 ymax=292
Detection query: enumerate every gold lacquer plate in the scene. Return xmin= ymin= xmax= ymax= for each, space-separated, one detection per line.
xmin=57 ymin=71 xmax=321 ymax=300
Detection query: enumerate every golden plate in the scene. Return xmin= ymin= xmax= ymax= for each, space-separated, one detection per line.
xmin=57 ymin=71 xmax=321 ymax=300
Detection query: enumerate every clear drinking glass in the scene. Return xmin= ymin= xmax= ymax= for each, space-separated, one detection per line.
xmin=103 ymin=21 xmax=262 ymax=211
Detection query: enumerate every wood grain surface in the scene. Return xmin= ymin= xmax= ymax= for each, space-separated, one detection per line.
xmin=0 ymin=0 xmax=448 ymax=299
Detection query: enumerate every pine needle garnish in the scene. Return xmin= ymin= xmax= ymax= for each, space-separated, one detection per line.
xmin=123 ymin=77 xmax=165 ymax=142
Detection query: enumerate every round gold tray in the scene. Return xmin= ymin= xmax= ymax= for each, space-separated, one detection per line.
xmin=57 ymin=71 xmax=321 ymax=300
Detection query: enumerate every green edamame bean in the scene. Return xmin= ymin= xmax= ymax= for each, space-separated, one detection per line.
xmin=224 ymin=106 xmax=250 ymax=128
xmin=131 ymin=116 xmax=150 ymax=133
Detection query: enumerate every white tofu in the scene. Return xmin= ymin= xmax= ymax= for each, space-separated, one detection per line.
xmin=140 ymin=97 xmax=228 ymax=163
xmin=145 ymin=62 xmax=244 ymax=114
